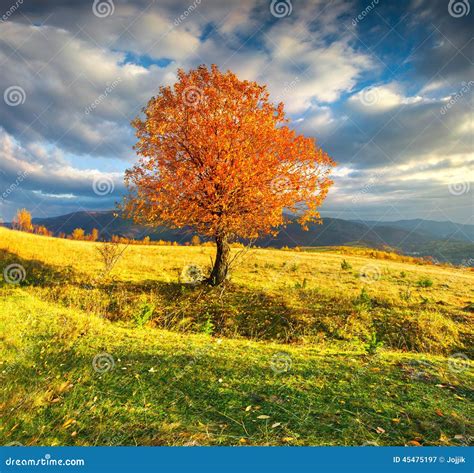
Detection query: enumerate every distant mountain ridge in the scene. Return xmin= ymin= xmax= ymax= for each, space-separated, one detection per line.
xmin=352 ymin=219 xmax=474 ymax=243
xmin=3 ymin=210 xmax=473 ymax=265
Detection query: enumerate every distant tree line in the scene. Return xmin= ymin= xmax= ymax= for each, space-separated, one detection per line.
xmin=9 ymin=209 xmax=248 ymax=248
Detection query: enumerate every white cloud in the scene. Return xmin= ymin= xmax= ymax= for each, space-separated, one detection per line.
xmin=0 ymin=21 xmax=177 ymax=160
xmin=0 ymin=127 xmax=122 ymax=197
xmin=349 ymin=83 xmax=427 ymax=111
xmin=0 ymin=0 xmax=471 ymax=222
xmin=262 ymin=25 xmax=373 ymax=110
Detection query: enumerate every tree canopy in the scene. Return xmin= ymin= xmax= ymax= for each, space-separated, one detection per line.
xmin=124 ymin=64 xmax=335 ymax=284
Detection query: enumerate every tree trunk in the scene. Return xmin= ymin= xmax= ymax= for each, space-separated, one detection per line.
xmin=209 ymin=234 xmax=230 ymax=286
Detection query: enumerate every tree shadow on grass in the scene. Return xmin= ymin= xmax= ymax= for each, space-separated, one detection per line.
xmin=0 ymin=247 xmax=337 ymax=343
xmin=93 ymin=280 xmax=314 ymax=342
xmin=3 ymin=338 xmax=472 ymax=447
xmin=0 ymin=249 xmax=76 ymax=287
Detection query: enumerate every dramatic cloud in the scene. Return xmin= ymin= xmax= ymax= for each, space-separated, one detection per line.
xmin=0 ymin=0 xmax=472 ymax=223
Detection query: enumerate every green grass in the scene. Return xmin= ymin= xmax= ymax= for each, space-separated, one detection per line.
xmin=0 ymin=227 xmax=473 ymax=446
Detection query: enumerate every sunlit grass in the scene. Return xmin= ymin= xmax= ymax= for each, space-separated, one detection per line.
xmin=0 ymin=227 xmax=473 ymax=446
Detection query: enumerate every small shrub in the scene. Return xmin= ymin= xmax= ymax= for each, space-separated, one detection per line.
xmin=353 ymin=287 xmax=372 ymax=310
xmin=399 ymin=284 xmax=412 ymax=302
xmin=294 ymin=278 xmax=308 ymax=289
xmin=364 ymin=332 xmax=384 ymax=355
xmin=341 ymin=259 xmax=352 ymax=270
xmin=134 ymin=301 xmax=155 ymax=328
xmin=200 ymin=317 xmax=215 ymax=336
xmin=96 ymin=241 xmax=127 ymax=278
xmin=417 ymin=277 xmax=433 ymax=288
xmin=420 ymin=295 xmax=430 ymax=305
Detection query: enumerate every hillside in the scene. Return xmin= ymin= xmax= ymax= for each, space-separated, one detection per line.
xmin=1 ymin=227 xmax=473 ymax=446
xmin=16 ymin=210 xmax=474 ymax=265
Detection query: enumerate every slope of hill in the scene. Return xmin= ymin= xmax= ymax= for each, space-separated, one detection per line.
xmin=1 ymin=227 xmax=472 ymax=447
xmin=22 ymin=211 xmax=474 ymax=265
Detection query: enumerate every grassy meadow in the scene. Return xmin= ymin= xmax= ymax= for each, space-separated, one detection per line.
xmin=1 ymin=226 xmax=472 ymax=446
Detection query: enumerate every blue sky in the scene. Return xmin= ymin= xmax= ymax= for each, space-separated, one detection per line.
xmin=0 ymin=0 xmax=472 ymax=224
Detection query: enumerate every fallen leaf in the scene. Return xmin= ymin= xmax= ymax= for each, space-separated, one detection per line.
xmin=435 ymin=409 xmax=444 ymax=417
xmin=282 ymin=437 xmax=294 ymax=442
xmin=391 ymin=418 xmax=400 ymax=423
xmin=257 ymin=415 xmax=270 ymax=420
xmin=406 ymin=440 xmax=421 ymax=446
xmin=57 ymin=381 xmax=70 ymax=393
xmin=439 ymin=432 xmax=449 ymax=443
xmin=239 ymin=438 xmax=247 ymax=444
xmin=375 ymin=427 xmax=385 ymax=434
xmin=62 ymin=419 xmax=75 ymax=428
xmin=271 ymin=422 xmax=281 ymax=428
xmin=245 ymin=405 xmax=252 ymax=412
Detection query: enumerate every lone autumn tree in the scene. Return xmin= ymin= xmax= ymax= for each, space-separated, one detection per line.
xmin=124 ymin=65 xmax=335 ymax=285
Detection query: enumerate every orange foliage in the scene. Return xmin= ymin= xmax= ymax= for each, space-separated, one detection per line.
xmin=34 ymin=225 xmax=52 ymax=236
xmin=123 ymin=65 xmax=335 ymax=284
xmin=124 ymin=64 xmax=335 ymax=240
xmin=71 ymin=228 xmax=85 ymax=240
xmin=191 ymin=235 xmax=201 ymax=246
xmin=12 ymin=208 xmax=33 ymax=232
xmin=90 ymin=228 xmax=99 ymax=242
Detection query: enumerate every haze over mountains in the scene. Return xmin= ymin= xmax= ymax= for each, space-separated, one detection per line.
xmin=6 ymin=210 xmax=470 ymax=266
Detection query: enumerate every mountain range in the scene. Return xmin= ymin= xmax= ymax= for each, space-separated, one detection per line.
xmin=3 ymin=210 xmax=473 ymax=266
